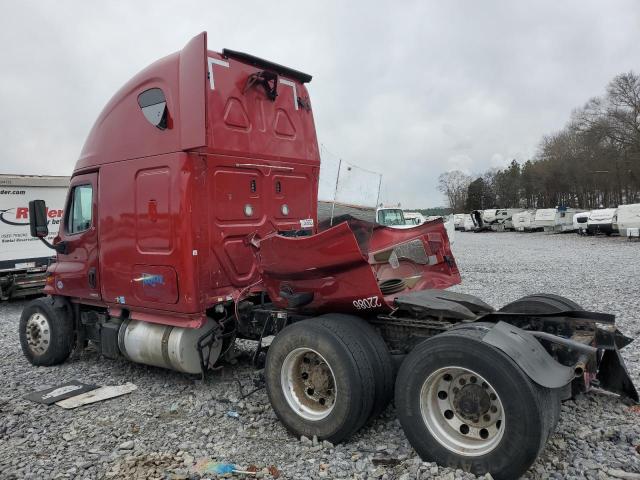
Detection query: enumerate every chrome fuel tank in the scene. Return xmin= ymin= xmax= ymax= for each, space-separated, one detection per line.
xmin=118 ymin=318 xmax=222 ymax=374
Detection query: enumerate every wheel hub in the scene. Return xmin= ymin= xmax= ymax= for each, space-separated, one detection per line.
xmin=420 ymin=366 xmax=505 ymax=456
xmin=308 ymin=364 xmax=330 ymax=392
xmin=453 ymin=384 xmax=491 ymax=421
xmin=281 ymin=348 xmax=337 ymax=421
xmin=25 ymin=312 xmax=51 ymax=355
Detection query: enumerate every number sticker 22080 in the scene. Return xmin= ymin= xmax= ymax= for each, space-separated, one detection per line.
xmin=352 ymin=296 xmax=382 ymax=310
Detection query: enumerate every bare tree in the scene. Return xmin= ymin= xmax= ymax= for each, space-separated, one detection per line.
xmin=442 ymin=71 xmax=640 ymax=211
xmin=438 ymin=170 xmax=471 ymax=212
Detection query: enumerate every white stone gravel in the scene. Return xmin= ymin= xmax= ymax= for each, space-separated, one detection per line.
xmin=0 ymin=231 xmax=639 ymax=479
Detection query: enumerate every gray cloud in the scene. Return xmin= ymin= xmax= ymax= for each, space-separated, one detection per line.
xmin=1 ymin=0 xmax=638 ymax=207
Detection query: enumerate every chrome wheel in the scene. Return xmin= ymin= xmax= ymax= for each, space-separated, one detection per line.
xmin=420 ymin=366 xmax=505 ymax=456
xmin=25 ymin=312 xmax=51 ymax=356
xmin=281 ymin=348 xmax=337 ymax=421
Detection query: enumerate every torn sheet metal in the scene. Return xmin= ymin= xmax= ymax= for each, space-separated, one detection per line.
xmin=55 ymin=382 xmax=137 ymax=409
xmin=597 ymin=348 xmax=639 ymax=402
xmin=257 ymin=217 xmax=460 ymax=314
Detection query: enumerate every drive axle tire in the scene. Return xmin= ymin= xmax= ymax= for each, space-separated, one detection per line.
xmin=395 ymin=329 xmax=555 ymax=480
xmin=499 ymin=292 xmax=582 ymax=414
xmin=316 ymin=314 xmax=394 ymax=421
xmin=499 ymin=293 xmax=583 ymax=314
xmin=19 ymin=296 xmax=74 ymax=366
xmin=265 ymin=317 xmax=376 ymax=443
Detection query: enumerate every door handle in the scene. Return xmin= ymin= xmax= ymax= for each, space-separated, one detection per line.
xmin=88 ymin=268 xmax=97 ymax=289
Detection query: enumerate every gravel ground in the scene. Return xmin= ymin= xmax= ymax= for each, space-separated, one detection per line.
xmin=1 ymin=231 xmax=639 ymax=480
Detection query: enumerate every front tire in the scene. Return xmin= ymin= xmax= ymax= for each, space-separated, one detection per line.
xmin=395 ymin=330 xmax=554 ymax=479
xmin=19 ymin=296 xmax=74 ymax=366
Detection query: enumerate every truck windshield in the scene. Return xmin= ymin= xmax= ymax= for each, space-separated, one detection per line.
xmin=377 ymin=209 xmax=406 ymax=226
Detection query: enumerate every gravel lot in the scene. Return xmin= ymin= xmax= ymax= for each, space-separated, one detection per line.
xmin=1 ymin=231 xmax=639 ymax=480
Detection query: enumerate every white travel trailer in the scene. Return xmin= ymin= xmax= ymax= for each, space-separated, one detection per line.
xmin=469 ymin=209 xmax=520 ymax=232
xmin=534 ymin=208 xmax=583 ymax=233
xmin=463 ymin=215 xmax=475 ymax=231
xmin=453 ymin=213 xmax=469 ymax=231
xmin=587 ymin=208 xmax=618 ymax=235
xmin=573 ymin=211 xmax=590 ymax=235
xmin=482 ymin=209 xmax=497 ymax=224
xmin=614 ymin=203 xmax=640 ymax=237
xmin=511 ymin=210 xmax=537 ymax=232
xmin=493 ymin=209 xmax=524 ymax=231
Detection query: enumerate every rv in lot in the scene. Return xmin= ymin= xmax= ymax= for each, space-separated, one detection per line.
xmin=463 ymin=214 xmax=475 ymax=231
xmin=614 ymin=204 xmax=640 ymax=237
xmin=512 ymin=210 xmax=537 ymax=232
xmin=482 ymin=209 xmax=497 ymax=224
xmin=573 ymin=211 xmax=590 ymax=235
xmin=0 ymin=175 xmax=70 ymax=300
xmin=587 ymin=208 xmax=618 ymax=235
xmin=493 ymin=209 xmax=524 ymax=231
xmin=453 ymin=213 xmax=466 ymax=230
xmin=471 ymin=209 xmax=521 ymax=232
xmin=534 ymin=207 xmax=582 ymax=233
xmin=469 ymin=209 xmax=494 ymax=232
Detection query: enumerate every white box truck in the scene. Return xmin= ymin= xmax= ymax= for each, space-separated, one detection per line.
xmin=0 ymin=174 xmax=69 ymax=299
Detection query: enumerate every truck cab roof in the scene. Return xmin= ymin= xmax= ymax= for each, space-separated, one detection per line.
xmin=76 ymin=32 xmax=319 ymax=173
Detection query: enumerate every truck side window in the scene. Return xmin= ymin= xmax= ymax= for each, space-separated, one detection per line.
xmin=138 ymin=88 xmax=168 ymax=130
xmin=67 ymin=185 xmax=93 ymax=234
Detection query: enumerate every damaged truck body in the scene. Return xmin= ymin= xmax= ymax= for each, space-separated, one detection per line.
xmin=20 ymin=33 xmax=637 ymax=480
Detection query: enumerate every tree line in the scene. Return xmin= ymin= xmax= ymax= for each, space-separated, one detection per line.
xmin=438 ymin=71 xmax=640 ymax=212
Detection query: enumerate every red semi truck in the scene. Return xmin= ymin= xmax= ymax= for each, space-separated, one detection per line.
xmin=21 ymin=33 xmax=637 ymax=479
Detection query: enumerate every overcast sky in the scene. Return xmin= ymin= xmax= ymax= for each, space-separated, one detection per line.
xmin=1 ymin=1 xmax=638 ymax=207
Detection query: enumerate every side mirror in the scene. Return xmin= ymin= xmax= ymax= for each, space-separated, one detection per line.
xmin=29 ymin=200 xmax=49 ymax=238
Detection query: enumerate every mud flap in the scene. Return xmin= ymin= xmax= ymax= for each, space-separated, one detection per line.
xmin=482 ymin=321 xmax=575 ymax=389
xmin=597 ymin=348 xmax=639 ymax=402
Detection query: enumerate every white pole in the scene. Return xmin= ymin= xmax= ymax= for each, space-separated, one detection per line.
xmin=330 ymin=158 xmax=342 ymax=226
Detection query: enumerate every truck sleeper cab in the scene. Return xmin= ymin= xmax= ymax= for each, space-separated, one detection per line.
xmin=20 ymin=33 xmax=637 ymax=480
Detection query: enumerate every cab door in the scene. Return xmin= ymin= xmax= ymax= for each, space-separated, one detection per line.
xmin=53 ymin=172 xmax=100 ymax=301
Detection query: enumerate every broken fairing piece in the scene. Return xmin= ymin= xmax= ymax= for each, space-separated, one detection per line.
xmin=24 ymin=381 xmax=98 ymax=405
xmin=55 ymin=382 xmax=137 ymax=409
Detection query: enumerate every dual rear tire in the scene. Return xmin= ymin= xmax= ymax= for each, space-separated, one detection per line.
xmin=264 ymin=314 xmax=393 ymax=443
xmin=266 ymin=298 xmax=568 ymax=479
xmin=395 ymin=326 xmax=560 ymax=480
